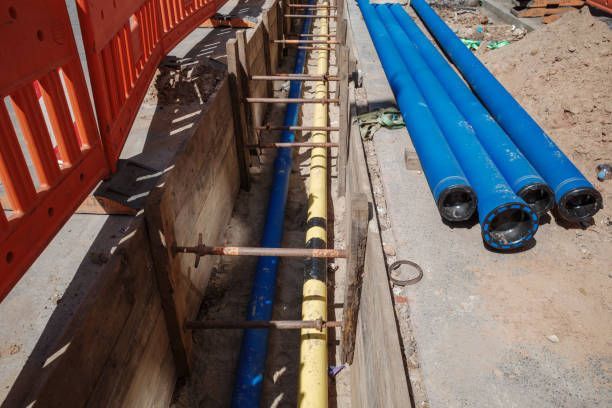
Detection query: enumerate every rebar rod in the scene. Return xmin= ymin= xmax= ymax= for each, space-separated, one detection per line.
xmin=246 ymin=97 xmax=339 ymax=104
xmin=247 ymin=142 xmax=339 ymax=148
xmin=186 ymin=319 xmax=343 ymax=330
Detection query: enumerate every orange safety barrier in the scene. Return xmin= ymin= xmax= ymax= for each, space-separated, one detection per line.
xmin=77 ymin=0 xmax=226 ymax=170
xmin=0 ymin=0 xmax=108 ymax=299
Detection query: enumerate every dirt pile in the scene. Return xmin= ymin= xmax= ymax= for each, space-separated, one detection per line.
xmin=481 ymin=8 xmax=612 ymax=229
xmin=433 ymin=5 xmax=528 ymax=45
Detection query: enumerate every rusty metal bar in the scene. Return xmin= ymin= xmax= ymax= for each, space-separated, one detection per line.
xmin=297 ymin=46 xmax=335 ymax=51
xmin=247 ymin=142 xmax=339 ymax=148
xmin=250 ymin=74 xmax=340 ymax=81
xmin=255 ymin=125 xmax=340 ymax=132
xmin=186 ymin=318 xmax=343 ymax=331
xmin=246 ymin=97 xmax=339 ymax=104
xmin=287 ymin=4 xmax=337 ymax=8
xmin=273 ymin=39 xmax=339 ymax=44
xmin=292 ymin=33 xmax=337 ymax=37
xmin=284 ymin=14 xmax=337 ymax=18
xmin=175 ymin=243 xmax=348 ymax=258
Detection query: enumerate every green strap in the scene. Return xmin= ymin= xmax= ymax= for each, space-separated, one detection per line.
xmin=356 ymin=107 xmax=405 ymax=140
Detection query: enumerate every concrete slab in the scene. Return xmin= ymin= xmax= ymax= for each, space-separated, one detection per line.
xmin=346 ymin=1 xmax=611 ymax=407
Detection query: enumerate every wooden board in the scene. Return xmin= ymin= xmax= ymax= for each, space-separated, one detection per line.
xmin=3 ymin=219 xmax=175 ymax=407
xmin=513 ymin=0 xmax=584 ymax=7
xmin=512 ymin=5 xmax=578 ymax=16
xmin=146 ymin=77 xmax=240 ymax=376
xmin=344 ymin=97 xmax=412 ymax=406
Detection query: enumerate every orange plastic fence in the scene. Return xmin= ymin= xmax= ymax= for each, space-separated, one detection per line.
xmin=0 ymin=0 xmax=108 ymax=299
xmin=77 ymin=0 xmax=225 ymax=170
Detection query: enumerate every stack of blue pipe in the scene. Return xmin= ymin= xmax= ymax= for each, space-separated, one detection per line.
xmin=357 ymin=0 xmax=602 ymax=250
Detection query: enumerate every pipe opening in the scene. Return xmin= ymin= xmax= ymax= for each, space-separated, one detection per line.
xmin=437 ymin=186 xmax=477 ymax=222
xmin=485 ymin=205 xmax=536 ymax=248
xmin=518 ymin=183 xmax=554 ymax=216
xmin=558 ymin=188 xmax=603 ymax=222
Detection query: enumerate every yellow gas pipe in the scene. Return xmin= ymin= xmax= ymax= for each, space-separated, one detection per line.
xmin=298 ymin=1 xmax=330 ymax=407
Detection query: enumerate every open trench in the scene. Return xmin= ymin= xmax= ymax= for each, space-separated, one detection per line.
xmin=172 ymin=5 xmax=351 ymax=407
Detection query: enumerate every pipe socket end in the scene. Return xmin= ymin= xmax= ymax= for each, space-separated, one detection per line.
xmin=437 ymin=186 xmax=477 ymax=222
xmin=482 ymin=203 xmax=538 ymax=250
xmin=558 ymin=187 xmax=603 ymax=223
xmin=518 ymin=183 xmax=555 ymax=216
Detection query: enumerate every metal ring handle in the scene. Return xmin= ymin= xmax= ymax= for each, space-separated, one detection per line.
xmin=388 ymin=260 xmax=424 ymax=286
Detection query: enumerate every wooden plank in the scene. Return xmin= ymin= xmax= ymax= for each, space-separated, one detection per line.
xmin=237 ymin=30 xmax=259 ymax=147
xmin=0 ymin=194 xmax=137 ymax=215
xmin=276 ymin=0 xmax=284 ymax=59
xmin=145 ymin=78 xmax=241 ymax=380
xmin=145 ymin=189 xmax=192 ymax=378
xmin=518 ymin=0 xmax=584 ymax=7
xmin=5 ymin=222 xmax=175 ymax=407
xmin=344 ymin=94 xmax=412 ymax=406
xmin=262 ymin=9 xmax=274 ymax=96
xmin=512 ymin=5 xmax=576 ymax=16
xmin=337 ymin=45 xmax=350 ymax=197
xmin=543 ymin=13 xmax=563 ymax=22
xmin=227 ymin=38 xmax=252 ymax=190
xmin=340 ymin=192 xmax=368 ymax=364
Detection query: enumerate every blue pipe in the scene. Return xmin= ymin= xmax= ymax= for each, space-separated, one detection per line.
xmin=374 ymin=5 xmax=537 ymax=249
xmin=410 ymin=0 xmax=602 ymax=222
xmin=388 ymin=4 xmax=553 ymax=217
xmin=356 ymin=0 xmax=476 ymax=222
xmin=231 ymin=4 xmax=315 ymax=405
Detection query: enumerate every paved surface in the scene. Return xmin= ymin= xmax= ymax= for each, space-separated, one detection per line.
xmin=0 ymin=0 xmax=265 ymax=401
xmin=346 ymin=1 xmax=611 ymax=407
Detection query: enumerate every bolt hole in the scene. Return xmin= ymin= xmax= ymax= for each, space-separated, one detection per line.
xmin=48 ymin=207 xmax=54 ymax=217
xmin=6 ymin=252 xmax=14 ymax=264
xmin=101 ymin=10 xmax=104 ymax=19
xmin=79 ymin=173 xmax=85 ymax=182
xmin=36 ymin=30 xmax=44 ymax=41
xmin=8 ymin=6 xmax=17 ymax=19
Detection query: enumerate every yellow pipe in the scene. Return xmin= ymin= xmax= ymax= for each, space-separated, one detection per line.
xmin=298 ymin=2 xmax=330 ymax=407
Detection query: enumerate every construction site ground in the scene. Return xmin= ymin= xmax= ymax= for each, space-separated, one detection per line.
xmin=346 ymin=1 xmax=611 ymax=407
xmin=1 ymin=0 xmax=611 ymax=407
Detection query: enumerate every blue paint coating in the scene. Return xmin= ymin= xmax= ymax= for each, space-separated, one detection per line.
xmin=388 ymin=4 xmax=553 ymax=216
xmin=231 ymin=3 xmax=315 ymax=405
xmin=356 ymin=0 xmax=476 ymax=222
xmin=373 ymin=4 xmax=537 ymax=249
xmin=410 ymin=0 xmax=602 ymax=222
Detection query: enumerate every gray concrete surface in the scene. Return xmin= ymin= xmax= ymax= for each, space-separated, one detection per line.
xmin=346 ymin=1 xmax=611 ymax=407
xmin=0 ymin=0 xmax=265 ymax=401
xmin=481 ymin=0 xmax=542 ymax=32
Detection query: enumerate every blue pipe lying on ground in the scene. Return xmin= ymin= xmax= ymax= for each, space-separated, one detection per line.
xmin=410 ymin=0 xmax=602 ymax=223
xmin=374 ymin=5 xmax=538 ymax=249
xmin=388 ymin=4 xmax=554 ymax=217
xmin=231 ymin=3 xmax=315 ymax=405
xmin=356 ymin=0 xmax=477 ymax=223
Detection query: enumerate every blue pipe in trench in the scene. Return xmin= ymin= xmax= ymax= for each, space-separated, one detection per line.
xmin=388 ymin=4 xmax=553 ymax=217
xmin=231 ymin=3 xmax=315 ymax=405
xmin=410 ymin=0 xmax=602 ymax=223
xmin=374 ymin=4 xmax=538 ymax=249
xmin=356 ymin=0 xmax=477 ymax=222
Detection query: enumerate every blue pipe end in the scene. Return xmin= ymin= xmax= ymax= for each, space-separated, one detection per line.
xmin=436 ymin=185 xmax=477 ymax=222
xmin=558 ymin=187 xmax=603 ymax=223
xmin=517 ymin=183 xmax=554 ymax=217
xmin=482 ymin=203 xmax=539 ymax=250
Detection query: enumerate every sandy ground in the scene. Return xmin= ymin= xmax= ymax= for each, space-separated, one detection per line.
xmin=173 ymin=14 xmax=351 ymax=408
xmin=347 ymin=1 xmax=611 ymax=406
